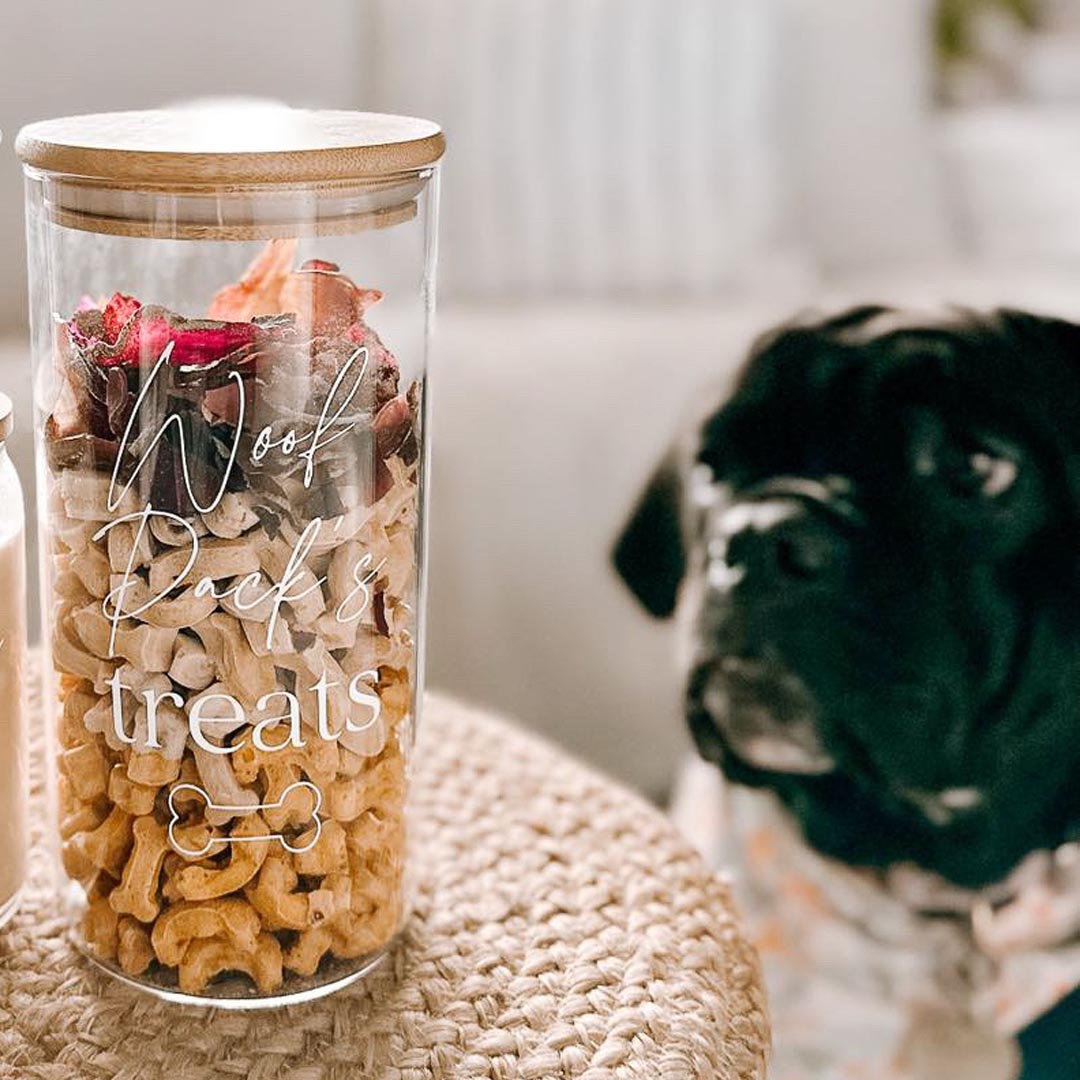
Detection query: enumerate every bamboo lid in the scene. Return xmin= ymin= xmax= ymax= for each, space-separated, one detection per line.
xmin=16 ymin=106 xmax=445 ymax=187
xmin=16 ymin=106 xmax=443 ymax=239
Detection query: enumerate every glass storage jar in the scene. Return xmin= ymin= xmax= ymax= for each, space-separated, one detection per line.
xmin=0 ymin=392 xmax=28 ymax=931
xmin=17 ymin=105 xmax=443 ymax=1005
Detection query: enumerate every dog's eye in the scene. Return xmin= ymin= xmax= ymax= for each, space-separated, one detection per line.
xmin=913 ymin=417 xmax=1021 ymax=501
xmin=936 ymin=442 xmax=1019 ymax=500
xmin=967 ymin=451 xmax=1018 ymax=498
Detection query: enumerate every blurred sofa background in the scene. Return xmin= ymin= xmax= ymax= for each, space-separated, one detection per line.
xmin=3 ymin=0 xmax=1080 ymax=798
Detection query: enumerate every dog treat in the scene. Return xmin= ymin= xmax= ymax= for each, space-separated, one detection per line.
xmin=43 ymin=243 xmax=416 ymax=996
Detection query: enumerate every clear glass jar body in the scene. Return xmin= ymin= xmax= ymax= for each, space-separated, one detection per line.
xmin=0 ymin=441 xmax=27 ymax=930
xmin=24 ymin=166 xmax=438 ymax=1004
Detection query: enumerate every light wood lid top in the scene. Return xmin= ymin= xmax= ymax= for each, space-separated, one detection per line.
xmin=16 ymin=106 xmax=445 ymax=187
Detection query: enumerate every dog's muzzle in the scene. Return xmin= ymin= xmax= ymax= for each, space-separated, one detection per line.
xmin=698 ymin=655 xmax=835 ymax=775
xmin=689 ymin=473 xmax=863 ymax=776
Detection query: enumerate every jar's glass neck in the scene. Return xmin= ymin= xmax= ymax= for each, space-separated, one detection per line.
xmin=30 ymin=169 xmax=436 ymax=241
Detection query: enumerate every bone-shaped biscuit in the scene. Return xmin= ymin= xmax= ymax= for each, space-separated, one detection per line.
xmin=207 ymin=614 xmax=277 ymax=710
xmin=117 ymin=916 xmax=155 ymax=976
xmin=179 ymin=931 xmax=283 ymax=995
xmin=169 ymin=813 xmax=271 ymax=901
xmin=67 ymin=804 xmax=134 ymax=879
xmin=167 ymin=781 xmax=324 ymax=859
xmin=192 ymin=741 xmax=258 ymax=826
xmin=53 ymin=615 xmax=116 ymax=693
xmin=152 ymin=897 xmax=261 ymax=967
xmin=202 ymin=491 xmax=260 ymax=540
xmin=106 ymin=518 xmax=154 ymax=574
xmin=149 ymin=512 xmax=208 ymax=547
xmin=110 ymin=816 xmax=169 ymax=922
xmin=59 ymin=739 xmax=110 ymax=802
xmin=59 ymin=685 xmax=98 ymax=749
xmin=81 ymin=891 xmax=119 ymax=961
xmin=232 ymin=726 xmax=338 ymax=791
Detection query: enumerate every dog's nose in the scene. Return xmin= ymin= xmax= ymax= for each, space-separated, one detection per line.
xmin=720 ymin=500 xmax=841 ymax=585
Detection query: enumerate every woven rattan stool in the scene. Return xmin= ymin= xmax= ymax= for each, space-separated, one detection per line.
xmin=0 ymin=665 xmax=769 ymax=1079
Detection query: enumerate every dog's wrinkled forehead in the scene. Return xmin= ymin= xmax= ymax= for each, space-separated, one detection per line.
xmin=827 ymin=305 xmax=959 ymax=344
xmin=696 ymin=305 xmax=1080 ymax=488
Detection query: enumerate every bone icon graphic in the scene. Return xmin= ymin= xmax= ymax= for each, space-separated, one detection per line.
xmin=167 ymin=781 xmax=324 ymax=858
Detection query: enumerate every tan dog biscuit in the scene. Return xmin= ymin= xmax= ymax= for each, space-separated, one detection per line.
xmin=160 ymin=853 xmax=187 ymax=905
xmin=172 ymin=814 xmax=271 ymax=900
xmin=127 ymin=750 xmax=182 ymax=787
xmin=259 ymin=762 xmax=317 ymax=832
xmin=232 ymin=725 xmax=339 ymax=789
xmin=109 ymin=816 xmax=169 ymax=923
xmin=60 ymin=739 xmax=110 ymax=801
xmin=60 ymin=800 xmax=108 ymax=842
xmin=117 ymin=916 xmax=155 ymax=976
xmin=293 ymin=819 xmax=347 ymax=877
xmin=283 ymin=892 xmax=400 ymax=976
xmin=70 ymin=804 xmax=134 ymax=879
xmin=191 ymin=742 xmax=259 ymax=826
xmin=82 ymin=884 xmax=120 ymax=962
xmin=179 ymin=931 xmax=283 ymax=995
xmin=281 ymin=926 xmax=335 ymax=977
xmin=58 ymin=684 xmax=98 ymax=748
xmin=307 ymin=871 xmax=352 ymax=926
xmin=331 ymin=900 xmax=401 ymax=961
xmin=62 ymin=836 xmax=98 ymax=884
xmin=244 ymin=855 xmax=311 ymax=932
xmin=107 ymin=764 xmax=158 ymax=816
xmin=152 ymin=898 xmax=262 ymax=966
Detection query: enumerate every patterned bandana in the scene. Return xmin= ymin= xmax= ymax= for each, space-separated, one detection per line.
xmin=710 ymin=783 xmax=1080 ymax=1080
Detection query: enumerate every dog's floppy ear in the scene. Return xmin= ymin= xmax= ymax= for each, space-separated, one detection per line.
xmin=612 ymin=452 xmax=686 ymax=618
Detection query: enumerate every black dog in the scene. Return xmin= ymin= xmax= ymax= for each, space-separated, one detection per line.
xmin=614 ymin=306 xmax=1080 ymax=1077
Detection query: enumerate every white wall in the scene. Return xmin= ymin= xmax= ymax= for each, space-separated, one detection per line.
xmin=784 ymin=0 xmax=951 ymax=270
xmin=365 ymin=0 xmax=798 ymax=299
